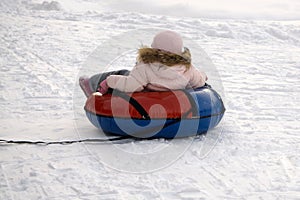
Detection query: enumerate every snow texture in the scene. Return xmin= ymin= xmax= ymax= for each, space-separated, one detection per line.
xmin=0 ymin=0 xmax=300 ymax=199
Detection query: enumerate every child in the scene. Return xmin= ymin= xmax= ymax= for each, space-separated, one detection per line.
xmin=79 ymin=30 xmax=207 ymax=97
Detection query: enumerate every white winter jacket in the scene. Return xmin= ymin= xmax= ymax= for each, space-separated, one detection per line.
xmin=106 ymin=62 xmax=207 ymax=93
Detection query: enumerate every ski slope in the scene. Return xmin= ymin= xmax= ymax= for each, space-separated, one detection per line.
xmin=0 ymin=0 xmax=300 ymax=199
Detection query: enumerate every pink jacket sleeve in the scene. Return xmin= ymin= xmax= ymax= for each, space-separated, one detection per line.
xmin=106 ymin=64 xmax=148 ymax=93
xmin=188 ymin=65 xmax=207 ymax=88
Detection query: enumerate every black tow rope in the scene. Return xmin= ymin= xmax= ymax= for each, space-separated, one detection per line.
xmin=0 ymin=136 xmax=132 ymax=146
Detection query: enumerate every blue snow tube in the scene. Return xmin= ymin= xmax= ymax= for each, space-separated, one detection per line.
xmin=85 ymin=85 xmax=225 ymax=139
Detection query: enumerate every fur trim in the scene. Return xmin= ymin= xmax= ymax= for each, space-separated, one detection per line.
xmin=137 ymin=47 xmax=191 ymax=69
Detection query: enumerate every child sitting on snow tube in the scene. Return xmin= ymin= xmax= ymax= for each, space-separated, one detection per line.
xmin=79 ymin=30 xmax=208 ymax=96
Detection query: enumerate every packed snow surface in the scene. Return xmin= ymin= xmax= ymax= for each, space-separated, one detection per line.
xmin=0 ymin=0 xmax=300 ymax=199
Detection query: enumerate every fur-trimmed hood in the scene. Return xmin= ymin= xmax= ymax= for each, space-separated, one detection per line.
xmin=137 ymin=47 xmax=192 ymax=69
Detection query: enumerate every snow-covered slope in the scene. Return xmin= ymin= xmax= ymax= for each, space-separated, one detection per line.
xmin=0 ymin=0 xmax=299 ymax=199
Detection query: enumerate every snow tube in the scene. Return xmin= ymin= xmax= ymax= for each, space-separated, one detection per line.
xmin=84 ymin=85 xmax=225 ymax=139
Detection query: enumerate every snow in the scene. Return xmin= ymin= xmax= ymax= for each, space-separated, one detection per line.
xmin=1 ymin=0 xmax=300 ymax=199
xmin=106 ymin=0 xmax=300 ymax=20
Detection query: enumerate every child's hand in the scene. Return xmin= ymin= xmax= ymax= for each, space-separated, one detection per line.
xmin=98 ymin=79 xmax=109 ymax=94
xmin=92 ymin=92 xmax=102 ymax=96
